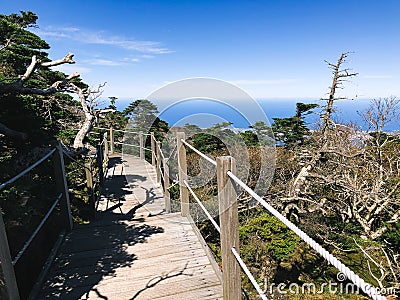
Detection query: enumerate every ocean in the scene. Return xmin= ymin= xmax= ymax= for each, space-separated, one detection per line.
xmin=117 ymin=98 xmax=399 ymax=132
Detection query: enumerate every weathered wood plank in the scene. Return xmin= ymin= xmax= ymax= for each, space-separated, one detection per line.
xmin=37 ymin=154 xmax=222 ymax=300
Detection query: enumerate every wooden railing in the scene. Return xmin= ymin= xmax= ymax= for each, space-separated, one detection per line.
xmin=94 ymin=127 xmax=172 ymax=211
xmin=0 ymin=142 xmax=72 ymax=300
xmin=86 ymin=127 xmax=386 ymax=300
xmin=173 ymin=132 xmax=386 ymax=300
xmin=0 ymin=134 xmax=111 ymax=300
xmin=95 ymin=127 xmax=257 ymax=298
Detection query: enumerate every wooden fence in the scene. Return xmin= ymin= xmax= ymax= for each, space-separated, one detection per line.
xmin=0 ymin=137 xmax=110 ymax=300
xmin=0 ymin=142 xmax=72 ymax=300
xmin=95 ymin=127 xmax=253 ymax=299
xmin=84 ymin=127 xmax=387 ymax=300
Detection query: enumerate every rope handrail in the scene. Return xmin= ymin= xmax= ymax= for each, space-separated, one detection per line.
xmin=159 ymin=166 xmax=165 ymax=182
xmin=0 ymin=148 xmax=57 ymax=191
xmin=61 ymin=149 xmax=91 ymax=172
xmin=123 ymin=129 xmax=151 ymax=136
xmin=12 ymin=193 xmax=62 ymax=265
xmin=99 ymin=137 xmax=106 ymax=147
xmin=183 ymin=180 xmax=220 ymax=233
xmin=93 ymin=126 xmax=109 ymax=131
xmin=180 ymin=139 xmax=217 ymax=166
xmin=167 ymin=180 xmax=179 ymax=190
xmin=157 ymin=143 xmax=165 ymax=160
xmin=226 ymin=171 xmax=385 ymax=300
xmin=113 ymin=128 xmax=138 ymax=134
xmin=231 ymin=247 xmax=268 ymax=300
xmin=115 ymin=142 xmax=140 ymax=148
xmin=115 ymin=141 xmax=153 ymax=152
xmin=95 ymin=126 xmax=152 ymax=136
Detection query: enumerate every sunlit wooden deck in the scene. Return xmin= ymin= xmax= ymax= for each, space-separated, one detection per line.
xmin=37 ymin=154 xmax=223 ymax=300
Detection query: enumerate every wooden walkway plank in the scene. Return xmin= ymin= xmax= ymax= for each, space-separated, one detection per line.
xmin=37 ymin=154 xmax=222 ymax=300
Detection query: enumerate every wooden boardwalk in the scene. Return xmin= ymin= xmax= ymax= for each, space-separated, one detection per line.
xmin=37 ymin=154 xmax=223 ymax=300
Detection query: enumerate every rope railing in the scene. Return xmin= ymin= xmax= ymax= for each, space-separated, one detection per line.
xmin=115 ymin=141 xmax=140 ymax=148
xmin=231 ymin=247 xmax=268 ymax=300
xmin=226 ymin=170 xmax=385 ymax=300
xmin=62 ymin=149 xmax=91 ymax=172
xmin=183 ymin=180 xmax=221 ymax=233
xmin=0 ymin=141 xmax=73 ymax=299
xmin=167 ymin=180 xmax=179 ymax=190
xmin=93 ymin=126 xmax=110 ymax=131
xmin=91 ymin=127 xmax=386 ymax=300
xmin=180 ymin=139 xmax=217 ymax=166
xmin=115 ymin=141 xmax=152 ymax=152
xmin=172 ymin=131 xmax=385 ymax=300
xmin=157 ymin=143 xmax=165 ymax=160
xmin=159 ymin=165 xmax=165 ymax=182
xmin=113 ymin=128 xmax=138 ymax=134
xmin=12 ymin=193 xmax=62 ymax=266
xmin=0 ymin=148 xmax=57 ymax=191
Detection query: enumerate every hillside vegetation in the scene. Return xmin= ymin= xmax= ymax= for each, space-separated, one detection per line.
xmin=0 ymin=11 xmax=398 ymax=300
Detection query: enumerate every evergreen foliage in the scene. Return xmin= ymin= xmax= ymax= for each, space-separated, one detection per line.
xmin=272 ymin=103 xmax=318 ymax=147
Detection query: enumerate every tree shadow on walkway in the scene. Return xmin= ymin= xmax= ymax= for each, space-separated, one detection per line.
xmin=37 ymin=157 xmax=165 ymax=299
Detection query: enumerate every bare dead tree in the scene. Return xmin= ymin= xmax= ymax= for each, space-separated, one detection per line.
xmin=0 ymin=53 xmax=78 ymax=95
xmin=292 ymin=98 xmax=400 ymax=239
xmin=285 ymin=52 xmax=358 ymax=205
xmin=353 ymin=238 xmax=400 ymax=291
xmin=321 ymin=52 xmax=358 ymax=140
xmin=69 ymin=82 xmax=114 ymax=149
xmin=0 ymin=49 xmax=113 ymax=148
xmin=0 ymin=52 xmax=79 ymax=140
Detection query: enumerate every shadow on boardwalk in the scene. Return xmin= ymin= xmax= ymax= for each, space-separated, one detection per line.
xmin=38 ymin=157 xmax=164 ymax=299
xmin=38 ymin=154 xmax=223 ymax=300
xmin=129 ymin=262 xmax=192 ymax=300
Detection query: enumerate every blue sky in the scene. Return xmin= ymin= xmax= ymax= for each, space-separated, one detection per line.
xmin=1 ymin=0 xmax=400 ymax=105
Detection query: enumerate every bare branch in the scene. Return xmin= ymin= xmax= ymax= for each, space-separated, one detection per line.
xmin=17 ymin=72 xmax=80 ymax=95
xmin=20 ymin=55 xmax=39 ymax=83
xmin=0 ymin=38 xmax=13 ymax=52
xmin=0 ymin=53 xmax=80 ymax=95
xmin=41 ymin=53 xmax=75 ymax=67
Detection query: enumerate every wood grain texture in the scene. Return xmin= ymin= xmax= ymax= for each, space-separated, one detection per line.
xmin=217 ymin=156 xmax=241 ymax=300
xmin=37 ymin=154 xmax=222 ymax=300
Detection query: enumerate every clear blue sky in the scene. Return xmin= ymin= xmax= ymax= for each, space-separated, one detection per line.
xmin=1 ymin=0 xmax=400 ymax=103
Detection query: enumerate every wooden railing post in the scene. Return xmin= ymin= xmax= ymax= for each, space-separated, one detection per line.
xmin=85 ymin=162 xmax=93 ymax=190
xmin=0 ymin=209 xmax=20 ymax=300
xmin=177 ymin=132 xmax=189 ymax=217
xmin=156 ymin=141 xmax=161 ymax=183
xmin=96 ymin=143 xmax=104 ymax=186
xmin=139 ymin=131 xmax=144 ymax=159
xmin=103 ymin=133 xmax=108 ymax=159
xmin=85 ymin=162 xmax=94 ymax=212
xmin=109 ymin=126 xmax=114 ymax=154
xmin=53 ymin=141 xmax=73 ymax=231
xmin=217 ymin=156 xmax=241 ymax=300
xmin=163 ymin=158 xmax=171 ymax=213
xmin=151 ymin=132 xmax=155 ymax=166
